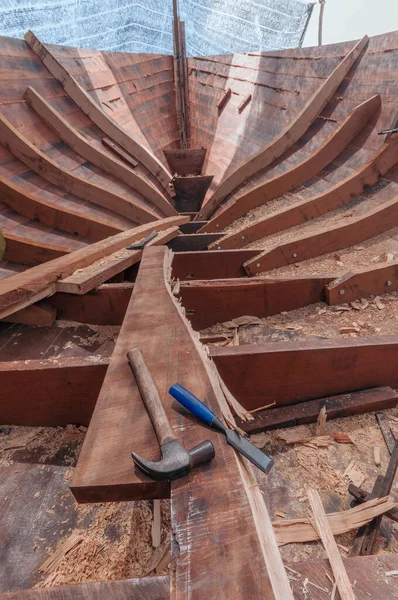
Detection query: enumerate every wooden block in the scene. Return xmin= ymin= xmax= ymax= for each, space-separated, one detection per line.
xmin=238 ymin=94 xmax=252 ymax=113
xmin=163 ymin=148 xmax=206 ymax=176
xmin=2 ymin=301 xmax=56 ymax=327
xmin=217 ymin=87 xmax=232 ymax=112
xmin=102 ymin=136 xmax=138 ymax=168
xmin=173 ymin=175 xmax=213 ymax=212
xmin=172 ymin=249 xmax=259 ymax=279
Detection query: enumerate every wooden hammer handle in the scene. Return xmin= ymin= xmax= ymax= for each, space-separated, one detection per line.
xmin=127 ymin=348 xmax=175 ymax=447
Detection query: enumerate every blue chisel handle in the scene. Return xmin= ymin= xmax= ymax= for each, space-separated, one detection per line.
xmin=169 ymin=384 xmax=219 ymax=427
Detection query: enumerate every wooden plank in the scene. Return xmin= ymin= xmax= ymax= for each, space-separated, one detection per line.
xmin=172 ymin=249 xmax=259 ymax=280
xmin=0 ymin=113 xmax=159 ymax=225
xmin=0 ymin=357 xmax=107 ymax=426
xmin=1 ymin=576 xmax=169 ymax=600
xmin=0 ymin=174 xmax=122 ymax=241
xmin=56 ymin=226 xmax=179 ymax=294
xmin=102 ymin=136 xmax=138 ymax=167
xmin=204 ymin=94 xmax=380 ymax=233
xmin=245 ymin=195 xmax=398 ymax=275
xmin=210 ymin=335 xmax=398 ymax=410
xmin=163 ymin=148 xmax=206 ymax=175
xmin=24 ymin=86 xmax=175 ymax=216
xmin=326 ymin=259 xmax=398 ymax=304
xmin=3 ymin=232 xmax=70 ymax=266
xmin=179 ymin=221 xmax=207 ymax=233
xmin=178 ymin=275 xmax=333 ymax=329
xmin=49 ymin=283 xmax=134 ymax=325
xmin=0 ymin=216 xmax=189 ymax=314
xmin=167 ymin=233 xmax=222 ymax=251
xmin=239 ymin=387 xmax=398 ymax=434
xmin=217 ymin=87 xmax=232 ymax=112
xmin=71 ymin=245 xmax=289 ymax=597
xmin=216 ymin=124 xmax=398 ymax=245
xmin=307 ymin=488 xmax=355 ymax=600
xmin=200 ymin=35 xmax=369 ymax=219
xmin=25 ymin=31 xmax=172 ymax=189
xmin=2 ymin=300 xmax=56 ymax=326
xmin=173 ymin=175 xmax=213 ymax=212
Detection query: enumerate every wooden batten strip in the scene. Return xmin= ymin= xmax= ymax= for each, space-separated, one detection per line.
xmin=326 ymin=259 xmax=398 ymax=304
xmin=207 ymin=95 xmax=381 ymax=237
xmin=0 ymin=174 xmax=122 ymax=241
xmin=0 ymin=216 xmax=189 ymax=314
xmin=245 ymin=195 xmax=398 ymax=275
xmin=24 ymin=87 xmax=176 ymax=216
xmin=0 ymin=113 xmax=159 ymax=225
xmin=56 ymin=226 xmax=180 ymax=294
xmin=3 ymin=232 xmax=71 ymax=266
xmin=102 ymin=137 xmax=138 ymax=168
xmin=200 ymin=35 xmax=369 ymax=219
xmin=24 ymin=30 xmax=173 ymax=189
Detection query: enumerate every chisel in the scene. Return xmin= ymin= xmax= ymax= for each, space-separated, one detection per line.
xmin=169 ymin=383 xmax=274 ymax=475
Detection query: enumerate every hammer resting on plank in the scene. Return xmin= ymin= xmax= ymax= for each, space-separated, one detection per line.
xmin=127 ymin=348 xmax=215 ymax=481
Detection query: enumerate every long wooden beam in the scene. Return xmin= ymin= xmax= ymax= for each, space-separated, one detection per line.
xmin=0 ymin=174 xmax=122 ymax=241
xmin=71 ymin=245 xmax=292 ymax=598
xmin=199 ymin=35 xmax=369 ymax=219
xmin=3 ymin=232 xmax=70 ymax=266
xmin=245 ymin=195 xmax=398 ymax=275
xmin=0 ymin=114 xmax=159 ymax=225
xmin=24 ymin=86 xmax=176 ymax=216
xmin=202 ymin=95 xmax=380 ymax=232
xmin=210 ymin=335 xmax=398 ymax=410
xmin=25 ymin=31 xmax=172 ymax=190
xmin=0 ymin=216 xmax=188 ymax=315
xmin=0 ymin=357 xmax=107 ymax=427
xmin=178 ymin=275 xmax=333 ymax=329
xmin=326 ymin=259 xmax=398 ymax=304
xmin=172 ymin=249 xmax=259 ymax=279
xmin=217 ymin=129 xmax=398 ymax=247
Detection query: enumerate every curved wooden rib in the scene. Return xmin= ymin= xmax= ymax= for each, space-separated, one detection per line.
xmin=0 ymin=215 xmax=188 ymax=315
xmin=23 ymin=87 xmax=176 ymax=217
xmin=25 ymin=31 xmax=173 ymax=190
xmin=326 ymin=260 xmax=398 ymax=305
xmin=3 ymin=232 xmax=70 ymax=266
xmin=218 ymin=124 xmax=398 ymax=249
xmin=244 ymin=195 xmax=398 ymax=275
xmin=0 ymin=114 xmax=159 ymax=225
xmin=199 ymin=35 xmax=369 ymax=220
xmin=204 ymin=95 xmax=380 ymax=236
xmin=0 ymin=175 xmax=122 ymax=241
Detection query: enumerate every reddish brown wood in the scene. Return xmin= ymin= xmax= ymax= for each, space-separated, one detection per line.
xmin=326 ymin=260 xmax=398 ymax=304
xmin=173 ymin=175 xmax=213 ymax=212
xmin=245 ymin=195 xmax=398 ymax=275
xmin=3 ymin=232 xmax=70 ymax=266
xmin=210 ymin=335 xmax=398 ymax=410
xmin=2 ymin=300 xmax=56 ymax=326
xmin=164 ymin=148 xmax=206 ymax=175
xmin=0 ymin=357 xmax=107 ymax=426
xmin=172 ymin=249 xmax=259 ymax=279
xmin=217 ymin=87 xmax=232 ymax=112
xmin=238 ymin=94 xmax=252 ymax=113
xmin=239 ymin=387 xmax=398 ymax=434
xmin=178 ymin=275 xmax=333 ymax=329
xmin=102 ymin=137 xmax=138 ymax=167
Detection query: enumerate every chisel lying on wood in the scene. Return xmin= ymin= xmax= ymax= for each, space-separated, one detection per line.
xmin=169 ymin=383 xmax=274 ymax=475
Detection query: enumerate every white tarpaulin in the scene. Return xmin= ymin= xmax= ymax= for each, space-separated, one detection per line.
xmin=0 ymin=0 xmax=313 ymax=55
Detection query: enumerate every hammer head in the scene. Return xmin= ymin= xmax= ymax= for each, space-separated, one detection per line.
xmin=132 ymin=438 xmax=215 ymax=481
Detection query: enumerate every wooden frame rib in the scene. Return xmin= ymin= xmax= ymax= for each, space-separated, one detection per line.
xmin=218 ymin=129 xmax=398 ymax=249
xmin=245 ymin=195 xmax=398 ymax=275
xmin=199 ymin=35 xmax=369 ymax=219
xmin=326 ymin=259 xmax=398 ymax=305
xmin=0 ymin=174 xmax=122 ymax=241
xmin=24 ymin=31 xmax=173 ymax=190
xmin=172 ymin=249 xmax=259 ymax=279
xmin=0 ymin=215 xmax=189 ymax=315
xmin=3 ymin=232 xmax=70 ymax=266
xmin=23 ymin=86 xmax=176 ymax=216
xmin=206 ymin=95 xmax=381 ymax=236
xmin=0 ymin=114 xmax=159 ymax=225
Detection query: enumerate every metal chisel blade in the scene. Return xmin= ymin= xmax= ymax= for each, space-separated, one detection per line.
xmin=225 ymin=429 xmax=274 ymax=474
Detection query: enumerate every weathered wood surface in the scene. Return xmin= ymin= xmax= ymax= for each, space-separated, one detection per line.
xmin=199 ymin=36 xmax=369 ymax=218
xmin=1 ymin=578 xmax=170 ymax=600
xmin=102 ymin=136 xmax=139 ymax=167
xmin=172 ymin=249 xmax=258 ymax=280
xmin=163 ymin=148 xmax=206 ymax=175
xmin=0 ymin=113 xmax=159 ymax=225
xmin=25 ymin=31 xmax=172 ymax=189
xmin=203 ymin=94 xmax=380 ymax=233
xmin=3 ymin=233 xmax=70 ymax=266
xmin=2 ymin=300 xmax=57 ymax=327
xmin=24 ymin=86 xmax=175 ymax=216
xmin=239 ymin=386 xmax=398 ymax=434
xmin=0 ymin=216 xmax=188 ymax=315
xmin=178 ymin=275 xmax=333 ymax=329
xmin=210 ymin=335 xmax=398 ymax=410
xmin=173 ymin=175 xmax=213 ymax=212
xmin=245 ymin=195 xmax=398 ymax=275
xmin=326 ymin=259 xmax=398 ymax=304
xmin=167 ymin=233 xmax=222 ymax=252
xmin=0 ymin=357 xmax=107 ymax=426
